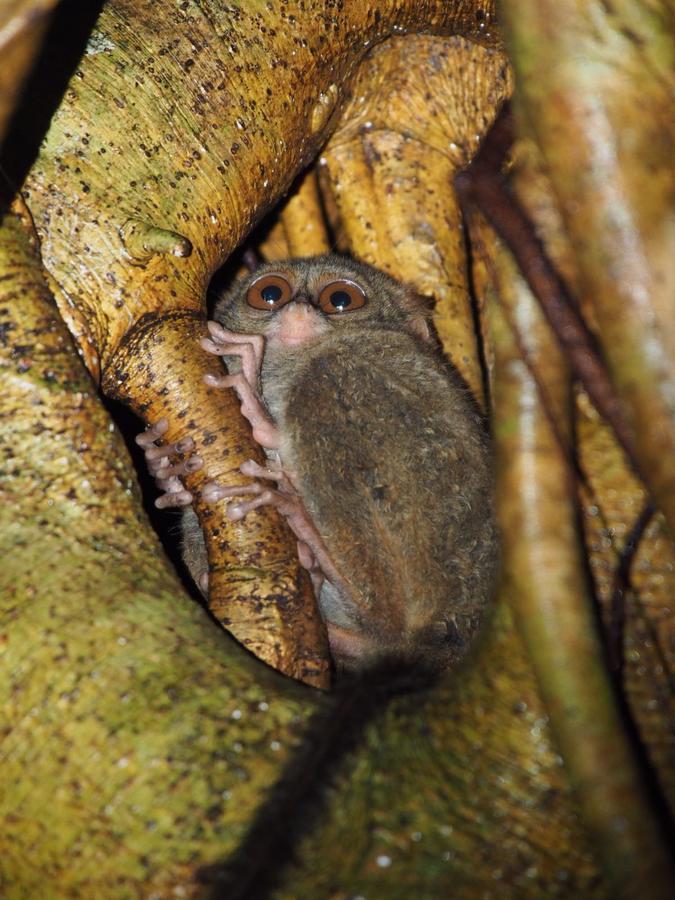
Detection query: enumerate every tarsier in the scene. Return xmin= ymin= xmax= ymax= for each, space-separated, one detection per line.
xmin=138 ymin=255 xmax=498 ymax=673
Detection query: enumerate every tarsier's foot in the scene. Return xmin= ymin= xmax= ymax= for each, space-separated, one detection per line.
xmin=205 ymin=460 xmax=341 ymax=591
xmin=201 ymin=323 xmax=280 ymax=450
xmin=135 ymin=417 xmax=203 ymax=509
xmin=238 ymin=457 xmax=295 ymax=493
xmin=296 ymin=539 xmax=326 ymax=600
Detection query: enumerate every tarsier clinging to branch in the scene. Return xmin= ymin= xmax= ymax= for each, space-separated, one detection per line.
xmin=138 ymin=255 xmax=498 ymax=673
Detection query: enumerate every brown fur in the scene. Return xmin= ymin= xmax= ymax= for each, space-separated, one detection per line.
xmin=203 ymin=254 xmax=498 ymax=672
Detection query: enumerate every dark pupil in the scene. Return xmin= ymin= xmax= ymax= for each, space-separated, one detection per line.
xmin=330 ymin=290 xmax=351 ymax=310
xmin=261 ymin=284 xmax=282 ymax=305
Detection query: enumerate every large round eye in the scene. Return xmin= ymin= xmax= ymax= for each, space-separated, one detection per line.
xmin=246 ymin=273 xmax=293 ymax=310
xmin=317 ymin=279 xmax=367 ymax=314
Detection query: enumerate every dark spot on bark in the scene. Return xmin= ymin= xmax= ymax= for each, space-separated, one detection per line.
xmin=0 ymin=321 xmax=15 ymax=345
xmin=205 ymin=803 xmax=224 ymax=822
xmin=620 ymin=26 xmax=645 ymax=46
xmin=270 ymin=593 xmax=291 ymax=610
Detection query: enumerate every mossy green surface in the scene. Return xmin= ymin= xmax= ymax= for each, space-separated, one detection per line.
xmin=0 ymin=212 xmax=320 ymax=897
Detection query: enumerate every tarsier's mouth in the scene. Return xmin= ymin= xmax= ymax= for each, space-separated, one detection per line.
xmin=271 ymin=334 xmax=316 ymax=347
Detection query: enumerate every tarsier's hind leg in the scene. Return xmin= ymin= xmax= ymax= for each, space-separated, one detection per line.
xmin=203 ymin=458 xmax=341 ymax=596
xmin=135 ymin=417 xmax=203 ymax=509
xmin=134 ymin=421 xmax=332 ymax=595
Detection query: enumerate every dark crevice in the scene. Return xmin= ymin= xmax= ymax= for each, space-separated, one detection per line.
xmin=0 ymin=0 xmax=107 ymax=203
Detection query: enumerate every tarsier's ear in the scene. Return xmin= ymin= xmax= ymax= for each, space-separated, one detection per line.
xmin=401 ymin=286 xmax=433 ymax=342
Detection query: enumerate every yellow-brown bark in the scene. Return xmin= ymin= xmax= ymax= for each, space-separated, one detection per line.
xmin=489 ymin=249 xmax=674 ymax=900
xmin=1 ymin=0 xmax=673 ymax=895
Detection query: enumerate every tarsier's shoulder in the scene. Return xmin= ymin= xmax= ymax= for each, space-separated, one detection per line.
xmin=288 ymin=328 xmax=482 ymax=429
xmin=289 ymin=327 xmax=437 ymax=385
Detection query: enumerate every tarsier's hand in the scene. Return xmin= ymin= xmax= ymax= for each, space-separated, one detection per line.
xmin=200 ymin=321 xmax=280 ymax=450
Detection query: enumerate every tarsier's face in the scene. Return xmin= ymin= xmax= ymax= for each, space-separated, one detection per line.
xmin=215 ymin=254 xmax=429 ymax=348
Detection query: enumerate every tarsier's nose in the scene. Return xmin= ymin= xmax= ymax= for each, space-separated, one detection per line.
xmin=271 ymin=294 xmax=328 ymax=345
